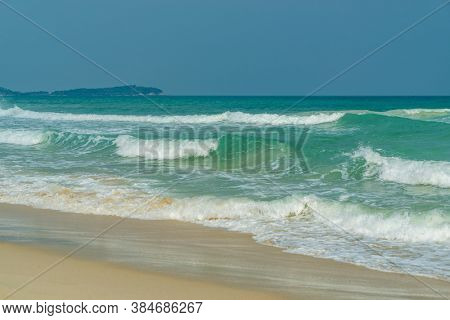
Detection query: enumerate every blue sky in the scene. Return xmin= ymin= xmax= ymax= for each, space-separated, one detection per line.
xmin=0 ymin=0 xmax=449 ymax=95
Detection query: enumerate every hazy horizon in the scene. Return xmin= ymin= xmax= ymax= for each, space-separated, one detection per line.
xmin=2 ymin=84 xmax=450 ymax=97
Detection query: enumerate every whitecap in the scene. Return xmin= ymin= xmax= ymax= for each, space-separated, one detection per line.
xmin=0 ymin=129 xmax=46 ymax=146
xmin=353 ymin=147 xmax=450 ymax=188
xmin=0 ymin=106 xmax=344 ymax=125
xmin=115 ymin=135 xmax=218 ymax=159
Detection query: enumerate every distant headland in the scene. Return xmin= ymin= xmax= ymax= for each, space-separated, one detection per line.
xmin=0 ymin=85 xmax=163 ymax=97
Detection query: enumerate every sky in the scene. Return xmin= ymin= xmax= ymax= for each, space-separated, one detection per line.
xmin=0 ymin=0 xmax=449 ymax=95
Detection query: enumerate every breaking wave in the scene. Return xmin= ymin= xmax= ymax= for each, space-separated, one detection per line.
xmin=386 ymin=108 xmax=450 ymax=116
xmin=4 ymin=104 xmax=450 ymax=127
xmin=150 ymin=195 xmax=450 ymax=243
xmin=0 ymin=129 xmax=47 ymax=146
xmin=115 ymin=135 xmax=219 ymax=159
xmin=0 ymin=106 xmax=344 ymax=125
xmin=374 ymin=108 xmax=450 ymax=123
xmin=354 ymin=147 xmax=450 ymax=188
xmin=0 ymin=180 xmax=448 ymax=243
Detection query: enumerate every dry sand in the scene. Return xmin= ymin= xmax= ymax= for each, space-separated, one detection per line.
xmin=0 ymin=203 xmax=449 ymax=299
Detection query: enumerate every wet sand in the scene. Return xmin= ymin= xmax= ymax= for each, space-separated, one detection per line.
xmin=0 ymin=242 xmax=281 ymax=299
xmin=0 ymin=203 xmax=449 ymax=299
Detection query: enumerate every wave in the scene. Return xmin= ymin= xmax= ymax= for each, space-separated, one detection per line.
xmin=0 ymin=128 xmax=285 ymax=160
xmin=353 ymin=147 xmax=450 ymax=188
xmin=3 ymin=104 xmax=450 ymax=127
xmin=47 ymin=131 xmax=114 ymax=153
xmin=1 ymin=172 xmax=448 ymax=279
xmin=0 ymin=179 xmax=448 ymax=243
xmin=0 ymin=129 xmax=47 ymax=146
xmin=0 ymin=128 xmax=116 ymax=154
xmin=371 ymin=108 xmax=450 ymax=124
xmin=299 ymin=197 xmax=450 ymax=243
xmin=225 ymin=111 xmax=345 ymax=125
xmin=385 ymin=108 xmax=450 ymax=116
xmin=151 ymin=195 xmax=450 ymax=243
xmin=336 ymin=108 xmax=450 ymax=123
xmin=115 ymin=135 xmax=218 ymax=159
xmin=0 ymin=106 xmax=344 ymax=125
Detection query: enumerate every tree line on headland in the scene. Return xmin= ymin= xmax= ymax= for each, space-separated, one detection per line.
xmin=0 ymin=85 xmax=162 ymax=96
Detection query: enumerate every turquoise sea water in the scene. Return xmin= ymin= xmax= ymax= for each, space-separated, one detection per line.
xmin=0 ymin=96 xmax=449 ymax=279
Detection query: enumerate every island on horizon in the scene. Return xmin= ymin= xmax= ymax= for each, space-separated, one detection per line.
xmin=0 ymin=85 xmax=163 ymax=97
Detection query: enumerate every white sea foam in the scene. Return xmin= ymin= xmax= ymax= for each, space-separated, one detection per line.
xmin=0 ymin=178 xmax=448 ymax=243
xmin=3 ymin=104 xmax=450 ymax=126
xmin=1 ymin=172 xmax=449 ymax=279
xmin=149 ymin=195 xmax=450 ymax=243
xmin=115 ymin=135 xmax=218 ymax=159
xmin=223 ymin=111 xmax=345 ymax=125
xmin=354 ymin=147 xmax=450 ymax=188
xmin=0 ymin=106 xmax=344 ymax=125
xmin=298 ymin=197 xmax=450 ymax=243
xmin=0 ymin=129 xmax=46 ymax=146
xmin=393 ymin=108 xmax=450 ymax=116
xmin=381 ymin=108 xmax=450 ymax=123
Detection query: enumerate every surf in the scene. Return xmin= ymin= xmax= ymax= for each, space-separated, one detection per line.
xmin=354 ymin=147 xmax=450 ymax=188
xmin=0 ymin=106 xmax=344 ymax=125
xmin=115 ymin=135 xmax=219 ymax=159
xmin=0 ymin=129 xmax=47 ymax=146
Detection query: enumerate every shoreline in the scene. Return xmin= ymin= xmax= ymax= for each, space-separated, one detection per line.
xmin=1 ymin=203 xmax=449 ymax=299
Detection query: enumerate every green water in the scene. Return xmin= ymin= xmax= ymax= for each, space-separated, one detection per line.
xmin=0 ymin=96 xmax=449 ymax=279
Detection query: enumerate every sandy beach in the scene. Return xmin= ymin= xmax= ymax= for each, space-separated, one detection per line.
xmin=0 ymin=203 xmax=449 ymax=299
xmin=0 ymin=242 xmax=282 ymax=300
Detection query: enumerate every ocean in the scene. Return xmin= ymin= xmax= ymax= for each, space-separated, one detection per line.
xmin=0 ymin=95 xmax=449 ymax=279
